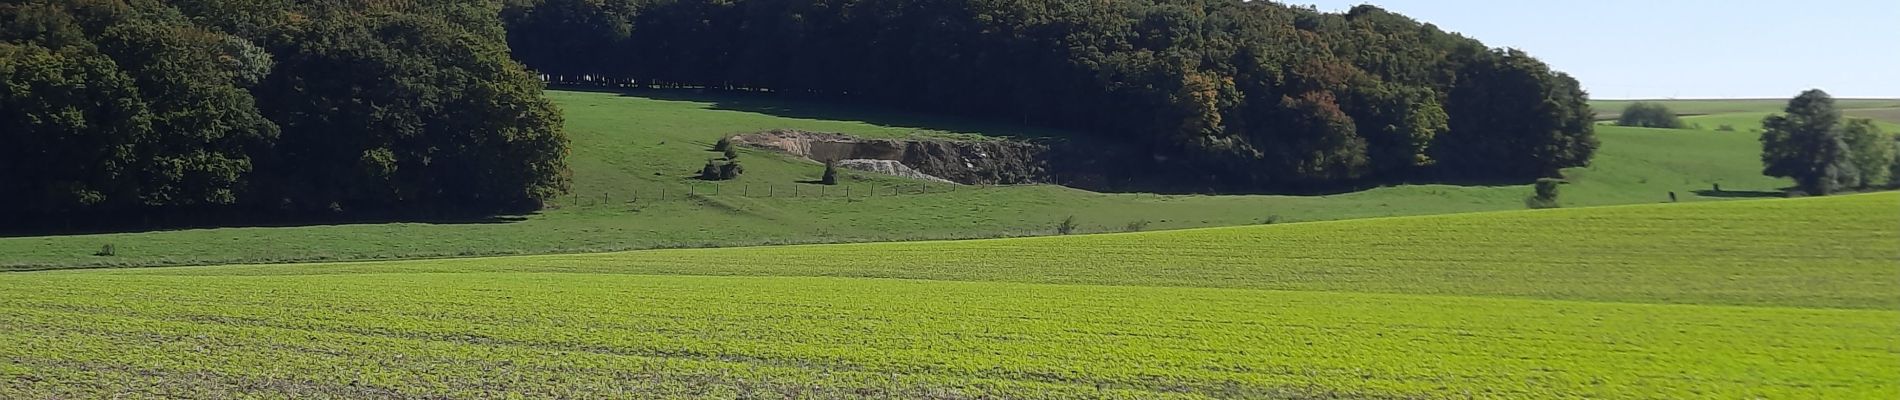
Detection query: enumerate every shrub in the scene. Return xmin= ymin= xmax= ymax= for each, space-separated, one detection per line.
xmin=1715 ymin=124 xmax=1736 ymax=132
xmin=821 ymin=161 xmax=839 ymax=185
xmin=94 ymin=244 xmax=116 ymax=257
xmin=1615 ymin=102 xmax=1684 ymax=129
xmin=713 ymin=136 xmax=734 ymax=152
xmin=723 ymin=148 xmax=739 ymax=160
xmin=1525 ymin=178 xmax=1563 ymax=209
xmin=700 ymin=159 xmax=744 ymax=181
xmin=1057 ymin=216 xmax=1078 ymax=235
xmin=1260 ymin=215 xmax=1283 ymax=225
xmin=1124 ymin=220 xmax=1150 ymax=232
xmin=718 ymin=160 xmax=745 ymax=180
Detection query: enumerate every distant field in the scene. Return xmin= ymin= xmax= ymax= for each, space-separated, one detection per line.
xmin=3 ymin=193 xmax=1894 ymax=398
xmin=0 ymin=90 xmax=1797 ymax=271
xmin=1847 ymin=107 xmax=1900 ymax=124
xmin=1679 ymin=110 xmax=1900 ymax=133
xmin=1592 ymin=98 xmax=1900 ymax=119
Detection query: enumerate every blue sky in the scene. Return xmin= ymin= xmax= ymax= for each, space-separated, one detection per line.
xmin=1293 ymin=0 xmax=1897 ymax=99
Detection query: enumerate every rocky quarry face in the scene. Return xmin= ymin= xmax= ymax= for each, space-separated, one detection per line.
xmin=730 ymin=130 xmax=1057 ymax=185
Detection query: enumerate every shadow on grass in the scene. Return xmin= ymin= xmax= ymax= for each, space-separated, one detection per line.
xmin=1693 ymin=189 xmax=1785 ymax=199
xmin=0 ymin=214 xmax=532 ymax=239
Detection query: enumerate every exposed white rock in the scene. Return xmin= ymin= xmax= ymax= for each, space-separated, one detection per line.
xmin=836 ymin=159 xmax=953 ymax=183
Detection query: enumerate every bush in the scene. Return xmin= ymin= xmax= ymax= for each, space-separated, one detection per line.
xmin=1260 ymin=215 xmax=1283 ymax=225
xmin=1525 ymin=178 xmax=1563 ymax=209
xmin=713 ymin=136 xmax=734 ymax=152
xmin=718 ymin=160 xmax=744 ymax=180
xmin=1056 ymin=216 xmax=1078 ymax=235
xmin=94 ymin=244 xmax=116 ymax=257
xmin=700 ymin=159 xmax=744 ymax=181
xmin=1715 ymin=124 xmax=1736 ymax=132
xmin=1124 ymin=220 xmax=1150 ymax=232
xmin=723 ymin=148 xmax=739 ymax=160
xmin=1616 ymin=102 xmax=1684 ymax=129
xmin=821 ymin=161 xmax=839 ymax=185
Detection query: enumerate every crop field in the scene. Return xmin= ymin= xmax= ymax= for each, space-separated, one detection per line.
xmin=1681 ymin=111 xmax=1900 ymax=133
xmin=1591 ymin=98 xmax=1900 ymax=119
xmin=0 ymin=90 xmax=1802 ymax=271
xmin=2 ymin=193 xmax=1894 ymax=399
xmin=1846 ymin=107 xmax=1900 ymax=125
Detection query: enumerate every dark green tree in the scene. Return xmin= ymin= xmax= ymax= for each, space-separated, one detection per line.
xmin=96 ymin=18 xmax=278 ymax=208
xmin=1841 ymin=119 xmax=1893 ymax=188
xmin=1437 ymin=49 xmax=1598 ymax=180
xmin=3 ymin=0 xmax=571 ymax=227
xmin=1616 ymin=102 xmax=1684 ymax=129
xmin=498 ymin=0 xmax=1597 ymax=191
xmin=821 ymin=161 xmax=838 ymax=185
xmin=0 ymin=42 xmax=150 ymax=214
xmin=1761 ymin=90 xmax=1854 ymax=195
xmin=254 ymin=10 xmax=568 ymax=213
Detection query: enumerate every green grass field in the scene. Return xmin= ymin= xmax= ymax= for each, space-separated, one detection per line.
xmin=3 ymin=193 xmax=1894 ymax=398
xmin=0 ymin=89 xmax=1811 ymax=270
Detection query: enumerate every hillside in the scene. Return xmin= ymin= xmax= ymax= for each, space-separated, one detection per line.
xmin=0 ymin=89 xmax=1797 ymax=270
xmin=3 ymin=193 xmax=1894 ymax=398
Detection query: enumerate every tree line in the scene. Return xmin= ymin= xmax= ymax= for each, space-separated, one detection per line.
xmin=1 ymin=0 xmax=569 ymax=227
xmin=502 ymin=0 xmax=1598 ymax=190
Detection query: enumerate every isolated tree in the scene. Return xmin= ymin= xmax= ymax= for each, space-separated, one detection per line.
xmin=820 ymin=161 xmax=839 ymax=185
xmin=1616 ymin=102 xmax=1684 ymax=129
xmin=1760 ymin=90 xmax=1855 ymax=195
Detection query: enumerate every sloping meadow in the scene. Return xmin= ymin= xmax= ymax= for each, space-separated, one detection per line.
xmin=3 ymin=193 xmax=1896 ymax=398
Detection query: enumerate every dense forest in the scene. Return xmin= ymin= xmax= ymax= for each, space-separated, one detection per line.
xmin=1 ymin=0 xmax=568 ymax=226
xmin=502 ymin=0 xmax=1598 ymax=190
xmin=3 ymin=0 xmax=1599 ymax=226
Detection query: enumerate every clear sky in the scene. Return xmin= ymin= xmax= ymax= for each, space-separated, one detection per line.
xmin=1293 ymin=0 xmax=1897 ymax=99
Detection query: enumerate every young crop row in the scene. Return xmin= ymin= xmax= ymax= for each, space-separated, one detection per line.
xmin=5 ymin=193 xmax=1894 ymax=398
xmin=1 ymin=273 xmax=1893 ymax=399
xmin=103 ymin=192 xmax=1900 ymax=310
